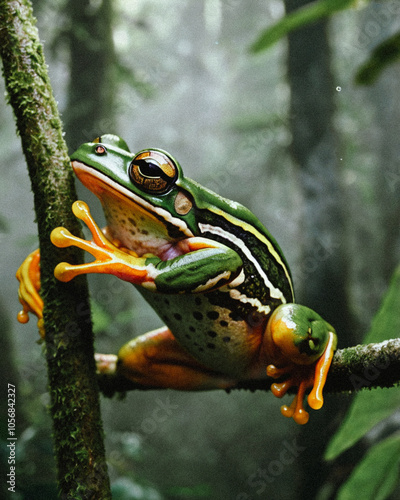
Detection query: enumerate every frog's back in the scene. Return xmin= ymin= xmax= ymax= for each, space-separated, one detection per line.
xmin=181 ymin=177 xmax=294 ymax=305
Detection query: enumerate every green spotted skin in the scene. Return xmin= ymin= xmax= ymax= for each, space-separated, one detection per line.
xmin=139 ymin=289 xmax=259 ymax=377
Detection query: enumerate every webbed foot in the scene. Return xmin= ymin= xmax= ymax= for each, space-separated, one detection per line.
xmin=50 ymin=200 xmax=153 ymax=285
xmin=95 ymin=353 xmax=118 ymax=374
xmin=16 ymin=249 xmax=44 ymax=337
xmin=265 ymin=304 xmax=337 ymax=424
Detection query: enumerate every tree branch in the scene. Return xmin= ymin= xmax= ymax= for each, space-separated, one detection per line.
xmin=0 ymin=1 xmax=111 ymax=498
xmin=97 ymin=340 xmax=400 ymax=396
xmin=325 ymin=339 xmax=400 ymax=392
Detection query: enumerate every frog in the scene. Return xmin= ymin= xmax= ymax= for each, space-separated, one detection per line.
xmin=17 ymin=134 xmax=337 ymax=425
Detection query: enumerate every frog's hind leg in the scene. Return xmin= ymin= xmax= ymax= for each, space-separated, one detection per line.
xmin=96 ymin=326 xmax=236 ymax=391
xmin=16 ymin=249 xmax=44 ymax=337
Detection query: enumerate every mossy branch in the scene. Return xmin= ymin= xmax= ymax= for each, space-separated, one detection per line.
xmin=0 ymin=1 xmax=111 ymax=498
xmin=97 ymin=340 xmax=400 ymax=396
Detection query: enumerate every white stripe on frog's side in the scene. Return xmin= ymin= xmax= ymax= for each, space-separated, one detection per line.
xmin=192 ymin=270 xmax=233 ymax=293
xmin=228 ymin=289 xmax=271 ymax=315
xmin=208 ymin=208 xmax=294 ymax=298
xmin=198 ymin=222 xmax=287 ymax=303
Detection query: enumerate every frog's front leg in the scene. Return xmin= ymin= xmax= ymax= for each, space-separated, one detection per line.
xmin=263 ymin=304 xmax=337 ymax=425
xmin=51 ymin=200 xmax=243 ymax=293
xmin=97 ymin=326 xmax=237 ymax=391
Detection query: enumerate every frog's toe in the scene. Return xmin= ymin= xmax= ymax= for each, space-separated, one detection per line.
xmin=268 ymin=365 xmax=314 ymax=424
xmin=95 ymin=353 xmax=118 ymax=375
xmin=281 ymin=392 xmax=310 ymax=425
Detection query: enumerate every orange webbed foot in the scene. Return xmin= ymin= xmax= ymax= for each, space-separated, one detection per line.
xmin=265 ymin=304 xmax=337 ymax=424
xmin=267 ymin=331 xmax=336 ymax=424
xmin=50 ymin=201 xmax=151 ymax=284
xmin=268 ymin=365 xmax=314 ymax=424
xmin=16 ymin=248 xmax=45 ymax=337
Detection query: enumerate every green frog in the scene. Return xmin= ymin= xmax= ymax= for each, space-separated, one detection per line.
xmin=17 ymin=134 xmax=337 ymax=424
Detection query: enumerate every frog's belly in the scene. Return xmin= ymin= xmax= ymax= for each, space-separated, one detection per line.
xmin=138 ymin=288 xmax=266 ymax=379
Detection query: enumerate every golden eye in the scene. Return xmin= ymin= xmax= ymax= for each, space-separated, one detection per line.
xmin=129 ymin=150 xmax=178 ymax=194
xmin=95 ymin=145 xmax=107 ymax=155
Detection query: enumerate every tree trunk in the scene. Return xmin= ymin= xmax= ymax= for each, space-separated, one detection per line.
xmin=0 ymin=1 xmax=111 ymax=497
xmin=64 ymin=0 xmax=116 ymax=151
xmin=284 ymin=1 xmax=349 ymax=333
xmin=283 ymin=0 xmax=353 ymax=498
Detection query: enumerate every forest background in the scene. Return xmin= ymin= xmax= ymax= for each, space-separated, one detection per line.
xmin=1 ymin=0 xmax=400 ymax=499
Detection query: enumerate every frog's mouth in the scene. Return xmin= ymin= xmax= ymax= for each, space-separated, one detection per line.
xmin=71 ymin=160 xmax=194 ymax=259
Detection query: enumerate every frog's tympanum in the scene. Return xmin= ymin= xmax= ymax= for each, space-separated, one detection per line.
xmin=17 ymin=134 xmax=337 ymax=424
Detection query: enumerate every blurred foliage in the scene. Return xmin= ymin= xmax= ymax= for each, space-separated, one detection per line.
xmin=336 ymin=435 xmax=400 ymax=500
xmin=251 ymin=0 xmax=400 ymax=86
xmin=326 ymin=264 xmax=400 ymax=498
xmin=250 ymin=0 xmax=356 ymax=52
xmin=355 ymin=31 xmax=400 ymax=84
xmin=91 ymin=298 xmax=136 ymax=335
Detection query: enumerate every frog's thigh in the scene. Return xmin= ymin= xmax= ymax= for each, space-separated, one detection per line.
xmin=116 ymin=326 xmax=237 ymax=391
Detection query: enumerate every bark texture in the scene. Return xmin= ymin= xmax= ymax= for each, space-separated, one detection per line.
xmin=0 ymin=1 xmax=111 ymax=498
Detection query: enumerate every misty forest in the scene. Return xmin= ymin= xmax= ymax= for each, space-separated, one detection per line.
xmin=1 ymin=1 xmax=400 ymax=499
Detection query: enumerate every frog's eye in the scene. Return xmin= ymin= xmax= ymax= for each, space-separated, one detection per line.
xmin=129 ymin=151 xmax=178 ymax=194
xmin=94 ymin=144 xmax=107 ymax=155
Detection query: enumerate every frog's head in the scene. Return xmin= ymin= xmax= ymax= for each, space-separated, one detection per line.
xmin=70 ymin=134 xmax=197 ymax=258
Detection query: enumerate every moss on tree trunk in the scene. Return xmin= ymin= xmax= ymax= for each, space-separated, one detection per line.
xmin=0 ymin=1 xmax=111 ymax=498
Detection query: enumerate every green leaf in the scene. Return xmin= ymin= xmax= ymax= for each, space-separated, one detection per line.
xmin=336 ymin=434 xmax=400 ymax=500
xmin=325 ymin=388 xmax=400 ymax=461
xmin=91 ymin=300 xmax=113 ymax=333
xmin=91 ymin=299 xmax=136 ymax=334
xmin=355 ymin=31 xmax=400 ymax=85
xmin=250 ymin=0 xmax=358 ymax=53
xmin=363 ymin=265 xmax=400 ymax=345
xmin=325 ymin=265 xmax=400 ymax=460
